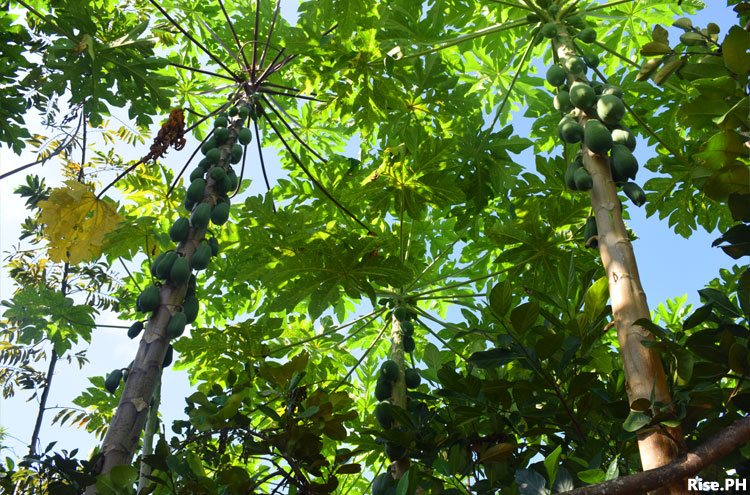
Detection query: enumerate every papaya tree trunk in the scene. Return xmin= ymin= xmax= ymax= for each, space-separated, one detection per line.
xmin=554 ymin=34 xmax=688 ymax=495
xmin=389 ymin=310 xmax=410 ymax=479
xmin=137 ymin=378 xmax=161 ymax=492
xmin=84 ymin=111 xmax=243 ymax=494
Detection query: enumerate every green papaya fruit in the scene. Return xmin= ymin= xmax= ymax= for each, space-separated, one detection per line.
xmin=405 ymin=368 xmax=421 ymax=389
xmin=238 ymin=128 xmax=252 ymax=145
xmin=238 ymin=105 xmax=250 ymax=119
xmin=611 ymin=125 xmax=636 ymax=152
xmin=554 ymin=90 xmax=572 ymax=113
xmin=170 ymin=256 xmax=191 ymax=285
xmin=127 ymin=321 xmax=144 ymax=339
xmin=228 ymin=106 xmax=239 ymax=117
xmin=394 ymin=307 xmax=407 ymax=322
xmin=375 ymin=402 xmax=394 ymax=429
xmin=189 ymin=167 xmax=205 ymax=182
xmin=217 ymin=173 xmax=233 ymax=195
xmin=569 ymin=82 xmax=595 ymax=109
xmin=541 ymin=22 xmax=558 ymax=39
xmin=211 ymin=202 xmax=230 ymax=225
xmin=601 ymin=85 xmax=624 ymax=98
xmin=566 ymin=15 xmax=585 ymax=29
xmin=592 ymin=81 xmax=604 ymax=95
xmin=597 ymin=94 xmax=625 ymax=126
xmin=548 ymin=4 xmax=559 ymax=16
xmin=404 ymin=336 xmax=415 ymax=353
xmin=186 ymin=179 xmax=206 ymax=204
xmin=558 ymin=119 xmax=583 ymax=144
xmin=227 ymin=169 xmax=239 ymax=193
xmin=191 ymin=244 xmax=212 ymax=270
xmin=139 ymin=285 xmax=160 ymax=312
xmin=200 ymin=136 xmax=217 ymax=155
xmin=380 ymin=360 xmax=399 ymax=382
xmin=206 ymin=148 xmax=221 ymax=165
xmin=214 ymin=126 xmax=229 ymax=144
xmin=573 ymin=167 xmax=593 ymax=190
xmin=156 ymin=252 xmax=178 ymax=280
xmin=564 ymin=56 xmax=586 ymax=76
xmin=169 ymin=217 xmax=190 ymax=243
xmin=184 ymin=196 xmax=196 ymax=213
xmin=190 ymin=203 xmax=211 ymax=230
xmin=584 ymin=119 xmax=613 ymax=154
xmin=402 ymin=320 xmax=415 ymax=337
xmin=104 ymin=369 xmax=123 ymax=394
xmin=610 ymin=144 xmax=638 ymax=180
xmin=546 ymin=64 xmax=566 ymax=87
xmin=375 ymin=377 xmax=392 ymax=401
xmin=583 ymin=52 xmax=599 ymax=68
xmin=210 ymin=166 xmax=226 ymax=181
xmin=372 ymin=473 xmax=394 ymax=495
xmin=577 ymin=27 xmax=596 ymax=43
xmin=230 ymin=143 xmax=243 ymax=164
xmin=583 ymin=216 xmax=598 ymax=248
xmin=166 ymin=311 xmax=187 ymax=339
xmin=162 ymin=345 xmax=173 ymax=368
xmin=526 ymin=13 xmax=540 ymax=23
xmin=208 ymin=237 xmax=219 ymax=256
xmin=151 ymin=252 xmax=166 ymax=278
xmin=623 ymin=182 xmax=646 ymax=206
xmin=385 ymin=442 xmax=407 ymax=461
xmin=564 ymin=158 xmax=583 ymax=191
xmin=182 ymin=295 xmax=199 ymax=324
xmin=214 ymin=116 xmax=228 ymax=128
xmin=198 ymin=157 xmax=213 ymax=170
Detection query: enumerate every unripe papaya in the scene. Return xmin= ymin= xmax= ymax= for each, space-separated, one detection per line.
xmin=151 ymin=252 xmax=166 ymax=278
xmin=238 ymin=105 xmax=250 ymax=119
xmin=569 ymin=82 xmax=595 ymax=109
xmin=238 ymin=128 xmax=252 ymax=145
xmin=127 ymin=321 xmax=144 ymax=339
xmin=170 ymin=256 xmax=191 ymax=285
xmin=375 ymin=377 xmax=392 ymax=401
xmin=162 ymin=345 xmax=173 ymax=368
xmin=190 ymin=203 xmax=211 ymax=230
xmin=623 ymin=182 xmax=646 ymax=206
xmin=584 ymin=119 xmax=613 ymax=154
xmin=227 ymin=169 xmax=239 ymax=193
xmin=166 ymin=311 xmax=187 ymax=339
xmin=169 ymin=217 xmax=190 ymax=243
xmin=577 ymin=27 xmax=596 ymax=43
xmin=404 ymin=336 xmax=415 ymax=353
xmin=611 ymin=125 xmax=636 ymax=152
xmin=228 ymin=106 xmax=239 ymax=117
xmin=573 ymin=167 xmax=593 ymax=190
xmin=526 ymin=13 xmax=540 ymax=23
xmin=198 ymin=157 xmax=213 ymax=170
xmin=214 ymin=126 xmax=229 ymax=144
xmin=583 ymin=52 xmax=599 ymax=68
xmin=402 ymin=320 xmax=415 ymax=337
xmin=214 ymin=116 xmax=228 ymax=128
xmin=385 ymin=442 xmax=407 ymax=461
xmin=564 ymin=160 xmax=581 ymax=191
xmin=184 ymin=196 xmax=196 ymax=213
xmin=380 ymin=360 xmax=399 ymax=382
xmin=372 ymin=473 xmax=394 ymax=495
xmin=375 ymin=402 xmax=394 ymax=429
xmin=182 ymin=295 xmax=200 ymax=323
xmin=610 ymin=144 xmax=638 ymax=180
xmin=230 ymin=143 xmax=243 ymax=164
xmin=200 ymin=137 xmax=217 ymax=155
xmin=566 ymin=15 xmax=585 ymax=29
xmin=554 ymin=90 xmax=572 ymax=113
xmin=558 ymin=119 xmax=583 ymax=144
xmin=394 ymin=307 xmax=407 ymax=322
xmin=210 ymin=166 xmax=226 ymax=181
xmin=189 ymin=167 xmax=205 ymax=182
xmin=104 ymin=369 xmax=123 ymax=394
xmin=139 ymin=285 xmax=160 ymax=312
xmin=206 ymin=148 xmax=221 ymax=165
xmin=597 ymin=94 xmax=625 ymax=126
xmin=541 ymin=23 xmax=558 ymax=38
xmin=156 ymin=252 xmax=178 ymax=280
xmin=211 ymin=202 xmax=230 ymax=225
xmin=601 ymin=85 xmax=623 ymax=98
xmin=564 ymin=56 xmax=586 ymax=76
xmin=208 ymin=237 xmax=220 ymax=256
xmin=191 ymin=243 xmax=212 ymax=270
xmin=186 ymin=179 xmax=206 ymax=203
xmin=546 ymin=64 xmax=566 ymax=87
xmin=405 ymin=368 xmax=421 ymax=389
xmin=583 ymin=216 xmax=598 ymax=248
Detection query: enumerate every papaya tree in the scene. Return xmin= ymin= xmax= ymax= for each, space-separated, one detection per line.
xmin=1 ymin=0 xmax=749 ymax=494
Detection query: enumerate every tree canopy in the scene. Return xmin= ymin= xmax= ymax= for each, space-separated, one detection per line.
xmin=1 ymin=0 xmax=749 ymax=494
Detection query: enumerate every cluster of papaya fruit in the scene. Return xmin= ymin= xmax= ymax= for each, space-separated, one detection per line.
xmin=537 ymin=13 xmax=648 ymax=248
xmin=107 ymin=104 xmax=251 ymax=394
xmin=393 ymin=306 xmax=417 ymax=354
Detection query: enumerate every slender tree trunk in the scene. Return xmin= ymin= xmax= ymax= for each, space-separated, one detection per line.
xmin=389 ymin=310 xmax=410 ymax=480
xmin=137 ymin=378 xmax=161 ymax=493
xmin=553 ymin=34 xmax=688 ymax=495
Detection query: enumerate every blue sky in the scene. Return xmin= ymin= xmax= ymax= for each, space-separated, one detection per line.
xmin=0 ymin=0 xmax=742 ymax=465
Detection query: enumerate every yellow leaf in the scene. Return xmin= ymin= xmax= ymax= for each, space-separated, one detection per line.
xmin=38 ymin=181 xmax=124 ymax=264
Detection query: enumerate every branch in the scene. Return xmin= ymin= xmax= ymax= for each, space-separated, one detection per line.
xmin=559 ymin=416 xmax=750 ymax=495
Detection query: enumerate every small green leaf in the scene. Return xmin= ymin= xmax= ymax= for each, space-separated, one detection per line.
xmin=544 ymin=445 xmax=562 ymax=485
xmin=683 ymin=304 xmax=714 ymax=330
xmin=511 ymin=301 xmax=540 ymax=333
xmin=577 ymin=468 xmax=605 ymax=484
xmin=623 ymin=411 xmax=651 ymax=432
xmin=698 ymin=288 xmax=741 ymax=318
